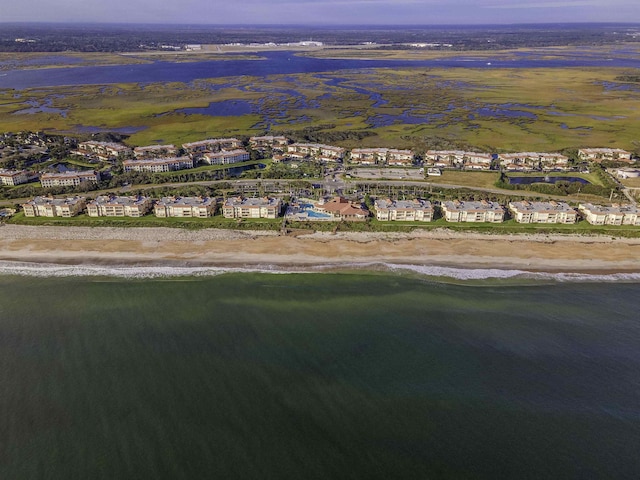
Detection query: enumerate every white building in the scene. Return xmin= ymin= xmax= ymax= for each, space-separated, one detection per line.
xmin=154 ymin=196 xmax=216 ymax=218
xmin=182 ymin=138 xmax=243 ymax=155
xmin=249 ymin=136 xmax=289 ymax=150
xmin=441 ymin=200 xmax=505 ymax=223
xmin=123 ymin=157 xmax=193 ymax=173
xmin=223 ymin=196 xmax=282 ymax=219
xmin=86 ymin=195 xmax=152 ymax=217
xmin=0 ymin=169 xmax=29 ymax=186
xmin=579 ymin=203 xmax=640 ymax=226
xmin=202 ymin=149 xmax=250 ymax=165
xmin=133 ymin=145 xmax=178 ymax=159
xmin=508 ymin=201 xmax=578 ymax=224
xmin=578 ymin=148 xmax=632 ymax=163
xmin=41 ymin=171 xmax=100 ymax=188
xmin=22 ymin=196 xmax=86 ymax=217
xmin=75 ymin=141 xmax=131 ymax=160
xmin=374 ymin=199 xmax=433 ymax=221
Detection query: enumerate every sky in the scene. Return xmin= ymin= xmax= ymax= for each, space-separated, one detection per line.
xmin=2 ymin=0 xmax=640 ymax=25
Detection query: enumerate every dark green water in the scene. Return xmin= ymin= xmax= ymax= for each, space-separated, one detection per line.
xmin=1 ymin=273 xmax=639 ymax=479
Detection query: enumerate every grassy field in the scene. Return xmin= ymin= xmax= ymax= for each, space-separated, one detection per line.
xmin=430 ymin=171 xmax=501 ymax=189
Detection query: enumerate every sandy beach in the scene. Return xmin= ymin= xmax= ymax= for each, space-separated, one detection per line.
xmin=2 ymin=224 xmax=640 ymax=273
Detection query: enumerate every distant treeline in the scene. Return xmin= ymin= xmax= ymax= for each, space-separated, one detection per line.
xmin=0 ymin=23 xmax=637 ymax=53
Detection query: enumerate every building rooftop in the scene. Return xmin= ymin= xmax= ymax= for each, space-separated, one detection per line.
xmin=89 ymin=195 xmax=150 ymax=207
xmin=375 ymin=199 xmax=433 ymax=210
xmin=24 ymin=196 xmax=85 ymax=207
xmin=156 ymin=196 xmax=214 ymax=207
xmin=224 ymin=196 xmax=280 ymax=207
xmin=443 ymin=200 xmax=504 ymax=212
xmin=579 ymin=203 xmax=639 ymax=215
xmin=41 ymin=171 xmax=97 ymax=178
xmin=509 ymin=200 xmax=576 ymax=214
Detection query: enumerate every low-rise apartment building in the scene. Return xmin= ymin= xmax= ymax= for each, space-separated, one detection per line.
xmin=154 ymin=196 xmax=216 ymax=218
xmin=202 ymin=149 xmax=250 ymax=165
xmin=182 ymin=138 xmax=243 ymax=155
xmin=87 ymin=195 xmax=152 ymax=217
xmin=425 ymin=150 xmax=490 ymax=169
xmin=350 ymin=148 xmax=387 ymax=165
xmin=41 ymin=171 xmax=100 ymax=188
xmin=249 ymin=136 xmax=289 ymax=151
xmin=223 ymin=196 xmax=282 ymax=219
xmin=287 ymin=143 xmax=345 ymax=160
xmin=441 ymin=200 xmax=505 ymax=223
xmin=75 ymin=141 xmax=131 ymax=160
xmin=133 ymin=144 xmax=178 ymax=159
xmin=22 ymin=196 xmax=86 ymax=217
xmin=578 ymin=148 xmax=632 ymax=163
xmin=374 ymin=199 xmax=433 ymax=221
xmin=123 ymin=157 xmax=193 ymax=173
xmin=387 ymin=149 xmax=415 ymax=166
xmin=508 ymin=200 xmax=578 ymax=224
xmin=579 ymin=203 xmax=640 ymax=226
xmin=0 ymin=169 xmax=29 ymax=186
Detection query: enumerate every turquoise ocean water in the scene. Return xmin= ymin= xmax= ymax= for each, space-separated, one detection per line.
xmin=1 ymin=266 xmax=639 ymax=479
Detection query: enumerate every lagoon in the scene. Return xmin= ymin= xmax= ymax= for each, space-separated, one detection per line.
xmin=3 ymin=50 xmax=640 ymax=90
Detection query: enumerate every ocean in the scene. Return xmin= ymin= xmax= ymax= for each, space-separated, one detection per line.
xmin=1 ymin=267 xmax=639 ymax=479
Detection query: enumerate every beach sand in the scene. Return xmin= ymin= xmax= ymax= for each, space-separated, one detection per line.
xmin=2 ymin=224 xmax=640 ymax=273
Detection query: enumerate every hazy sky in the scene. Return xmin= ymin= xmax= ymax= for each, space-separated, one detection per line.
xmin=3 ymin=0 xmax=640 ymax=24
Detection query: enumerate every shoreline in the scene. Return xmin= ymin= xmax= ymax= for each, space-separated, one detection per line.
xmin=2 ymin=224 xmax=640 ymax=278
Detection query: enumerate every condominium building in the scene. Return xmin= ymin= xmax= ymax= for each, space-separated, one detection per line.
xmin=374 ymin=199 xmax=433 ymax=221
xmin=499 ymin=152 xmax=570 ymax=171
xmin=287 ymin=143 xmax=345 ymax=160
xmin=202 ymin=149 xmax=250 ymax=165
xmin=154 ymin=196 xmax=216 ymax=218
xmin=41 ymin=171 xmax=100 ymax=188
xmin=577 ymin=148 xmax=632 ymax=163
xmin=387 ymin=149 xmax=415 ymax=166
xmin=508 ymin=201 xmax=578 ymax=224
xmin=22 ymin=196 xmax=86 ymax=217
xmin=86 ymin=195 xmax=152 ymax=217
xmin=133 ymin=144 xmax=178 ymax=159
xmin=350 ymin=148 xmax=387 ymax=165
xmin=223 ymin=196 xmax=282 ymax=219
xmin=425 ymin=150 xmax=490 ymax=169
xmin=0 ymin=169 xmax=29 ymax=186
xmin=249 ymin=136 xmax=289 ymax=150
xmin=182 ymin=138 xmax=243 ymax=155
xmin=579 ymin=203 xmax=640 ymax=226
xmin=314 ymin=196 xmax=369 ymax=221
xmin=75 ymin=141 xmax=131 ymax=160
xmin=441 ymin=200 xmax=505 ymax=223
xmin=123 ymin=157 xmax=193 ymax=173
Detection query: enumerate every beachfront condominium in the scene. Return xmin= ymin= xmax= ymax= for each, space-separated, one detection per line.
xmin=154 ymin=196 xmax=216 ymax=218
xmin=374 ymin=199 xmax=434 ymax=222
xmin=40 ymin=171 xmax=100 ymax=188
xmin=123 ymin=157 xmax=194 ymax=173
xmin=133 ymin=144 xmax=179 ymax=159
xmin=86 ymin=195 xmax=152 ymax=217
xmin=577 ymin=148 xmax=632 ymax=163
xmin=387 ymin=149 xmax=415 ymax=166
xmin=0 ymin=169 xmax=29 ymax=186
xmin=202 ymin=149 xmax=250 ymax=165
xmin=22 ymin=196 xmax=86 ymax=217
xmin=579 ymin=203 xmax=640 ymax=226
xmin=441 ymin=200 xmax=505 ymax=223
xmin=223 ymin=196 xmax=282 ymax=219
xmin=508 ymin=201 xmax=578 ymax=224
